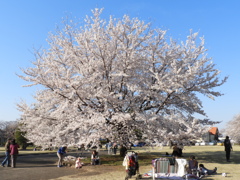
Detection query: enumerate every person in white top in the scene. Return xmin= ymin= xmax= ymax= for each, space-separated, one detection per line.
xmin=176 ymin=158 xmax=187 ymax=176
xmin=91 ymin=150 xmax=100 ymax=165
xmin=75 ymin=157 xmax=82 ymax=169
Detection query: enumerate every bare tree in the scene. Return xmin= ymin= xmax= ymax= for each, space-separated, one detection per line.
xmin=0 ymin=121 xmax=18 ymax=139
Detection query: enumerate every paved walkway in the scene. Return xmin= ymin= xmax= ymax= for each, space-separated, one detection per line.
xmin=0 ymin=151 xmax=93 ymax=180
xmin=0 ymin=149 xmax=150 ymax=180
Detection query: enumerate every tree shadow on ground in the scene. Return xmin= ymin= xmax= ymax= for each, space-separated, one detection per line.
xmin=183 ymin=150 xmax=240 ymax=164
xmin=18 ymin=159 xmax=56 ymax=165
xmin=16 ymin=165 xmax=57 ymax=168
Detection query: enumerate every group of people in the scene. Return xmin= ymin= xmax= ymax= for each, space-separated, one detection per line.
xmin=106 ymin=142 xmax=118 ymax=155
xmin=185 ymin=135 xmax=233 ymax=178
xmin=170 ymin=135 xmax=233 ymax=162
xmin=166 ymin=135 xmax=233 ymax=179
xmin=1 ymin=138 xmax=20 ymax=168
xmin=2 ymin=135 xmax=233 ymax=172
xmin=56 ymin=143 xmax=130 ymax=168
xmin=56 ymin=146 xmax=100 ymax=168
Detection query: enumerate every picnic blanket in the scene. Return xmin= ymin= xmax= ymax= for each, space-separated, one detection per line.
xmin=143 ymin=172 xmax=200 ymax=179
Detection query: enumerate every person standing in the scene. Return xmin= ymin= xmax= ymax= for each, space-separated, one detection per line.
xmin=113 ymin=143 xmax=118 ymax=155
xmin=9 ymin=139 xmax=20 ymax=168
xmin=107 ymin=142 xmax=113 ymax=154
xmin=120 ymin=145 xmax=127 ymax=157
xmin=80 ymin=144 xmax=85 ymax=156
xmin=57 ymin=146 xmax=67 ymax=167
xmin=1 ymin=138 xmax=11 ymax=167
xmin=224 ymin=136 xmax=233 ymax=162
xmin=167 ymin=139 xmax=173 ymax=149
xmin=134 ymin=152 xmax=140 ymax=175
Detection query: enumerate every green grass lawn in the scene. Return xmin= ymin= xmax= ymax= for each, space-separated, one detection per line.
xmin=48 ymin=145 xmax=240 ymax=180
xmin=136 ymin=145 xmax=240 ymax=180
xmin=98 ymin=145 xmax=239 ymax=165
xmin=0 ymin=146 xmax=56 ymax=156
xmin=98 ymin=145 xmax=240 ymax=179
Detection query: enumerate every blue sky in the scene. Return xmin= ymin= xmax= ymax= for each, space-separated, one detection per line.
xmin=1 ymin=0 xmax=240 ymax=131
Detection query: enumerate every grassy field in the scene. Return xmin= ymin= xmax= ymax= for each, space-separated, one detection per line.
xmin=137 ymin=145 xmax=240 ymax=180
xmin=49 ymin=145 xmax=240 ymax=180
xmin=0 ymin=146 xmax=55 ymax=156
xmin=1 ymin=145 xmax=239 ymax=179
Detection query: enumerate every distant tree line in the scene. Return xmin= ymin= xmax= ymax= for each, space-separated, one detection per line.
xmin=0 ymin=120 xmax=29 ymax=149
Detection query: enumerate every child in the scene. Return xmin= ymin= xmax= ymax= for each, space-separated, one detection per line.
xmin=75 ymin=157 xmax=82 ymax=169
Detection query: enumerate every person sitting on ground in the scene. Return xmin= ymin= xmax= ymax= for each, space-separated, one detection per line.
xmin=91 ymin=150 xmax=100 ymax=165
xmin=75 ymin=157 xmax=82 ymax=169
xmin=199 ymin=164 xmax=217 ymax=176
xmin=188 ymin=155 xmax=198 ymax=174
xmin=172 ymin=144 xmax=180 ymax=157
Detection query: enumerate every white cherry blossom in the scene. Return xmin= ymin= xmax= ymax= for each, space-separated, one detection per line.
xmin=17 ymin=9 xmax=226 ymax=148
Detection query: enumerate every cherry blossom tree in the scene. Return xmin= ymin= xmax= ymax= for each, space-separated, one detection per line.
xmin=17 ymin=9 xmax=227 ymax=148
xmin=224 ymin=114 xmax=240 ymax=143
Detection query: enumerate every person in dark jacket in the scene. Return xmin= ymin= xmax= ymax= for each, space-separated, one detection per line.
xmin=1 ymin=138 xmax=11 ymax=167
xmin=113 ymin=143 xmax=118 ymax=155
xmin=57 ymin=146 xmax=67 ymax=167
xmin=172 ymin=144 xmax=180 ymax=157
xmin=120 ymin=145 xmax=127 ymax=157
xmin=224 ymin=136 xmax=233 ymax=162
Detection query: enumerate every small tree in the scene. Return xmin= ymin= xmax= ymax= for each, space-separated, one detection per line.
xmin=15 ymin=129 xmax=28 ymax=150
